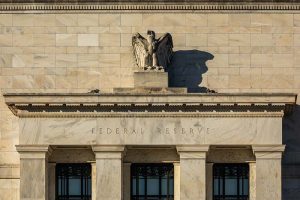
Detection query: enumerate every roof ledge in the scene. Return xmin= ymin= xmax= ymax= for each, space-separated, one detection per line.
xmin=3 ymin=92 xmax=297 ymax=118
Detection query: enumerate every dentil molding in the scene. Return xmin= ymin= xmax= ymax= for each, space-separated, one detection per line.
xmin=1 ymin=2 xmax=300 ymax=13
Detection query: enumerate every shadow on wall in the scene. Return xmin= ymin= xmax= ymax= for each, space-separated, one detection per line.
xmin=282 ymin=105 xmax=300 ymax=200
xmin=167 ymin=50 xmax=214 ymax=93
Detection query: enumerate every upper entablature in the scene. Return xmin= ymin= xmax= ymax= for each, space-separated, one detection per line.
xmin=3 ymin=92 xmax=297 ymax=118
xmin=0 ymin=0 xmax=300 ymax=12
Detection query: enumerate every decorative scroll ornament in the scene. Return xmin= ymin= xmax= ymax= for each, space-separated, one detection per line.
xmin=132 ymin=30 xmax=173 ymax=71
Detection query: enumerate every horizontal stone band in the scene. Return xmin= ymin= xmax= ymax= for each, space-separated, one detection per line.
xmin=0 ymin=3 xmax=300 ymax=12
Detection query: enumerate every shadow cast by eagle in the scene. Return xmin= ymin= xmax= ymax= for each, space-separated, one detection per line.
xmin=168 ymin=50 xmax=214 ymax=93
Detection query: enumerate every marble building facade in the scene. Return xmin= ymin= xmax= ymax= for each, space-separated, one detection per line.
xmin=0 ymin=1 xmax=300 ymax=200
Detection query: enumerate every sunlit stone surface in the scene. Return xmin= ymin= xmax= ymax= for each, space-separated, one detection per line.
xmin=0 ymin=1 xmax=300 ymax=200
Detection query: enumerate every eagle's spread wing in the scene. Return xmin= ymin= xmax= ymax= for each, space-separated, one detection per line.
xmin=132 ymin=33 xmax=148 ymax=69
xmin=156 ymin=33 xmax=173 ymax=70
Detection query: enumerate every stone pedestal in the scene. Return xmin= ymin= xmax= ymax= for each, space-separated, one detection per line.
xmin=253 ymin=145 xmax=285 ymax=200
xmin=177 ymin=145 xmax=209 ymax=200
xmin=16 ymin=145 xmax=52 ymax=200
xmin=92 ymin=145 xmax=125 ymax=200
xmin=134 ymin=71 xmax=168 ymax=88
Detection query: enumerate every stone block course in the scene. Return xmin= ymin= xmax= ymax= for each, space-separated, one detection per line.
xmin=55 ymin=14 xmax=78 ymax=27
xmin=143 ymin=14 xmax=165 ymax=26
xmin=229 ymin=75 xmax=251 ymax=88
xmin=164 ymin=14 xmax=186 ymax=26
xmin=208 ymin=14 xmax=229 ymax=27
xmin=229 ymin=14 xmax=251 ymax=26
xmin=229 ymin=34 xmax=250 ymax=47
xmin=99 ymin=14 xmax=120 ymax=26
xmin=272 ymin=14 xmax=293 ymax=27
xmin=33 ymin=15 xmax=56 ymax=27
xmin=251 ymin=34 xmax=273 ymax=46
xmin=56 ymin=54 xmax=77 ymax=68
xmin=78 ymin=54 xmax=99 ymax=68
xmin=208 ymin=34 xmax=228 ymax=47
xmin=12 ymin=54 xmax=33 ymax=68
xmin=273 ymin=34 xmax=293 ymax=46
xmin=33 ymin=34 xmax=56 ymax=47
xmin=0 ymin=14 xmax=12 ymax=26
xmin=99 ymin=33 xmax=120 ymax=47
xmin=0 ymin=34 xmax=12 ymax=47
xmin=13 ymin=14 xmax=34 ymax=27
xmin=13 ymin=34 xmax=33 ymax=47
xmin=78 ymin=14 xmax=98 ymax=27
xmin=186 ymin=34 xmax=207 ymax=47
xmin=56 ymin=34 xmax=77 ymax=47
xmin=121 ymin=14 xmax=142 ymax=26
xmin=78 ymin=34 xmax=99 ymax=47
xmin=229 ymin=54 xmax=251 ymax=68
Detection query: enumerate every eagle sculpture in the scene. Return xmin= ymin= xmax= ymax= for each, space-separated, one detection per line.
xmin=132 ymin=30 xmax=173 ymax=71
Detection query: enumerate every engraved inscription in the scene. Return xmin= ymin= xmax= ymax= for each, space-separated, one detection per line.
xmin=92 ymin=127 xmax=205 ymax=136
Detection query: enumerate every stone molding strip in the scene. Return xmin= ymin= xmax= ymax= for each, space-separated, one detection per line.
xmin=12 ymin=112 xmax=285 ymax=118
xmin=3 ymin=92 xmax=297 ymax=104
xmin=0 ymin=164 xmax=20 ymax=179
xmin=1 ymin=3 xmax=300 ymax=13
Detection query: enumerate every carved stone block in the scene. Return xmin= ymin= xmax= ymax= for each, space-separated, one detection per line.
xmin=134 ymin=71 xmax=168 ymax=88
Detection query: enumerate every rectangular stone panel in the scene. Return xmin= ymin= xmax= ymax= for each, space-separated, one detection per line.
xmin=19 ymin=117 xmax=282 ymax=145
xmin=134 ymin=72 xmax=168 ymax=88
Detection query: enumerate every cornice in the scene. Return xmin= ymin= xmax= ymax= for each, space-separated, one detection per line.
xmin=1 ymin=3 xmax=300 ymax=13
xmin=3 ymin=92 xmax=297 ymax=118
